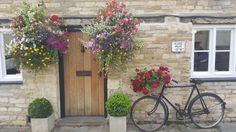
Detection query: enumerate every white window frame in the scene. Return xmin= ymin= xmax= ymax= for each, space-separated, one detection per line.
xmin=0 ymin=28 xmax=23 ymax=83
xmin=191 ymin=25 xmax=236 ymax=78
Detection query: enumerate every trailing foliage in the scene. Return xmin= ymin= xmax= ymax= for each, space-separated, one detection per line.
xmin=10 ymin=2 xmax=69 ymax=72
xmin=82 ymin=0 xmax=143 ymax=75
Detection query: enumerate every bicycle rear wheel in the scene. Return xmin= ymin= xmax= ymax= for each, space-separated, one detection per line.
xmin=130 ymin=96 xmax=167 ymax=132
xmin=188 ymin=93 xmax=225 ymax=128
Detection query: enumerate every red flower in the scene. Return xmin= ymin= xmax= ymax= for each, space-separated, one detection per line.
xmin=51 ymin=15 xmax=58 ymax=22
xmin=132 ymin=79 xmax=142 ymax=87
xmin=142 ymin=88 xmax=149 ymax=95
xmin=148 ymin=70 xmax=152 ymax=75
xmin=164 ymin=67 xmax=169 ymax=71
xmin=105 ymin=7 xmax=113 ymax=17
xmin=164 ymin=75 xmax=171 ymax=84
xmin=155 ymin=79 xmax=159 ymax=84
xmin=145 ymin=73 xmax=150 ymax=79
xmin=159 ymin=66 xmax=165 ymax=71
xmin=133 ymin=87 xmax=138 ymax=92
xmin=148 ymin=80 xmax=152 ymax=85
xmin=112 ymin=0 xmax=117 ymax=6
xmin=157 ymin=70 xmax=163 ymax=77
xmin=138 ymin=72 xmax=144 ymax=78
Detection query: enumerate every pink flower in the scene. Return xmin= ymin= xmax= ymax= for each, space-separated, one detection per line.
xmin=10 ymin=19 xmax=16 ymax=27
xmin=64 ymin=32 xmax=70 ymax=36
xmin=121 ymin=41 xmax=126 ymax=49
xmin=59 ymin=31 xmax=63 ymax=35
xmin=115 ymin=26 xmax=123 ymax=32
xmin=48 ymin=26 xmax=52 ymax=31
xmin=119 ymin=2 xmax=126 ymax=8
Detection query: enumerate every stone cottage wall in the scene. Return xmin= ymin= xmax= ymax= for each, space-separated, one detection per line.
xmin=108 ymin=16 xmax=236 ymax=122
xmin=0 ymin=0 xmax=235 ymax=125
xmin=0 ymin=64 xmax=60 ymax=125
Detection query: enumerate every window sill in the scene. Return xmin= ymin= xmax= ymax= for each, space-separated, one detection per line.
xmin=0 ymin=78 xmax=23 ymax=84
xmin=191 ymin=77 xmax=236 ymax=82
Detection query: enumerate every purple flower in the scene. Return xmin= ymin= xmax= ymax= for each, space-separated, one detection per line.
xmin=103 ymin=43 xmax=109 ymax=51
xmin=55 ymin=43 xmax=63 ymax=49
xmin=47 ymin=39 xmax=53 ymax=45
xmin=85 ymin=40 xmax=96 ymax=48
xmin=121 ymin=40 xmax=126 ymax=49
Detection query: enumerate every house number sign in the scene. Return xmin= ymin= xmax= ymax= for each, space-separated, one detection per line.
xmin=171 ymin=41 xmax=185 ymax=53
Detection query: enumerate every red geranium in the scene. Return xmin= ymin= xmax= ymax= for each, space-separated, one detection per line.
xmin=142 ymin=88 xmax=149 ymax=95
xmin=131 ymin=66 xmax=171 ymax=95
xmin=50 ymin=15 xmax=58 ymax=22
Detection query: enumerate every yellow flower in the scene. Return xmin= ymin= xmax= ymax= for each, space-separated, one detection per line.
xmin=34 ymin=48 xmax=39 ymax=52
xmin=28 ymin=58 xmax=31 ymax=61
xmin=26 ymin=61 xmax=29 ymax=64
xmin=30 ymin=64 xmax=33 ymax=66
xmin=24 ymin=53 xmax=28 ymax=56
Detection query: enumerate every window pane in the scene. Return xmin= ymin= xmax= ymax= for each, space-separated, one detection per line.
xmin=194 ymin=31 xmax=209 ymax=50
xmin=194 ymin=52 xmax=209 ymax=71
xmin=216 ymin=30 xmax=231 ymax=50
xmin=3 ymin=33 xmax=20 ymax=75
xmin=215 ymin=52 xmax=229 ymax=71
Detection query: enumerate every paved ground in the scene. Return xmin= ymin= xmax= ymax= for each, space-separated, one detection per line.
xmin=1 ymin=122 xmax=236 ymax=132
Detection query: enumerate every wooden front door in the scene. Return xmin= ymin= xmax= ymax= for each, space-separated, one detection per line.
xmin=64 ymin=32 xmax=104 ymax=116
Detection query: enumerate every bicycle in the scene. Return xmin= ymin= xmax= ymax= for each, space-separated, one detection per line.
xmin=130 ymin=79 xmax=226 ymax=132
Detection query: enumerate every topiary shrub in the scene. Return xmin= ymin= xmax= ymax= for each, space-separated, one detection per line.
xmin=106 ymin=92 xmax=131 ymax=117
xmin=28 ymin=98 xmax=53 ymax=118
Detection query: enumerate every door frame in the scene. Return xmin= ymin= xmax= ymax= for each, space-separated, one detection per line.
xmin=58 ymin=26 xmax=108 ymax=118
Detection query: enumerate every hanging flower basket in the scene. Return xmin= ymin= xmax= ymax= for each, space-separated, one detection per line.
xmin=10 ymin=2 xmax=69 ymax=72
xmin=82 ymin=0 xmax=143 ymax=75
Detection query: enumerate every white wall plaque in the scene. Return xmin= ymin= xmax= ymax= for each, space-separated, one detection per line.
xmin=172 ymin=41 xmax=185 ymax=52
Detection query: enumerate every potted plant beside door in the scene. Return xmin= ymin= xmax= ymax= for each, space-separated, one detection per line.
xmin=106 ymin=92 xmax=131 ymax=132
xmin=28 ymin=98 xmax=54 ymax=132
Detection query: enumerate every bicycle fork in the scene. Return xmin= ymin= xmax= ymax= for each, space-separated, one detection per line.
xmin=147 ymin=96 xmax=162 ymax=115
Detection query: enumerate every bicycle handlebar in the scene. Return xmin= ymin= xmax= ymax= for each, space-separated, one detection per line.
xmin=171 ymin=79 xmax=178 ymax=84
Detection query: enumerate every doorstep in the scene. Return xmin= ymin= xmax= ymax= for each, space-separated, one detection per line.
xmin=55 ymin=116 xmax=108 ymax=127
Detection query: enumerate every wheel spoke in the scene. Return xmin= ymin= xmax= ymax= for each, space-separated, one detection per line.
xmin=131 ymin=96 xmax=167 ymax=132
xmin=189 ymin=93 xmax=224 ymax=128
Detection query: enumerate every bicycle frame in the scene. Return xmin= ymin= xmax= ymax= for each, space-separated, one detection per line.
xmin=154 ymin=83 xmax=208 ymax=118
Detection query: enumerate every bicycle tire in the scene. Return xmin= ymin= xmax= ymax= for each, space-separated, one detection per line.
xmin=130 ymin=96 xmax=167 ymax=132
xmin=188 ymin=93 xmax=225 ymax=128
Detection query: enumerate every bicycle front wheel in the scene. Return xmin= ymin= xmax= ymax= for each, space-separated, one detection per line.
xmin=130 ymin=96 xmax=167 ymax=132
xmin=188 ymin=93 xmax=225 ymax=128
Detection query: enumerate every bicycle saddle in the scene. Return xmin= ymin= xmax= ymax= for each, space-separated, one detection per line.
xmin=190 ymin=79 xmax=204 ymax=85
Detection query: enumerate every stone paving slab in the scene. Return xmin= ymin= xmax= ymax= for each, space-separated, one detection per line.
xmin=0 ymin=126 xmax=30 ymax=132
xmin=52 ymin=122 xmax=231 ymax=132
xmin=1 ymin=122 xmax=236 ymax=132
